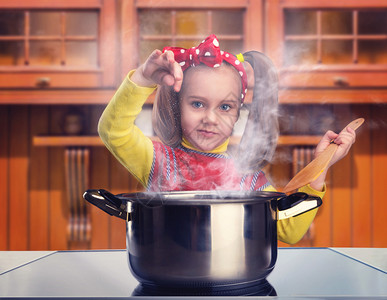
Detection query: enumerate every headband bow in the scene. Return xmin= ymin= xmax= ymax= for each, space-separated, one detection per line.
xmin=163 ymin=34 xmax=248 ymax=102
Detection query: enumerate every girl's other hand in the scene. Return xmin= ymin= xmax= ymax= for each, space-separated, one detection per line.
xmin=131 ymin=50 xmax=183 ymax=92
xmin=315 ymin=126 xmax=356 ymax=168
xmin=309 ymin=126 xmax=356 ymax=191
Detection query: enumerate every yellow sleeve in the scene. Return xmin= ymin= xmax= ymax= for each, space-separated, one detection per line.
xmin=263 ymin=184 xmax=326 ymax=245
xmin=98 ymin=70 xmax=156 ymax=187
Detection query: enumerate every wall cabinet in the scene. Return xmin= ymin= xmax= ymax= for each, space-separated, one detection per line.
xmin=266 ymin=0 xmax=387 ymax=90
xmin=120 ymin=0 xmax=264 ymax=77
xmin=0 ymin=0 xmax=117 ymax=88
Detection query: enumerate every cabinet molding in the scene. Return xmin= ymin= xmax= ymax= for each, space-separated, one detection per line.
xmin=135 ymin=0 xmax=249 ymax=8
xmin=0 ymin=0 xmax=103 ymax=8
xmin=0 ymin=89 xmax=115 ymax=105
xmin=279 ymin=0 xmax=387 ymax=8
xmin=279 ymin=89 xmax=387 ymax=104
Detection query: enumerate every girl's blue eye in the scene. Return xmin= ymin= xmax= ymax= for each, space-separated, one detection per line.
xmin=192 ymin=101 xmax=203 ymax=108
xmin=220 ymin=104 xmax=231 ymax=111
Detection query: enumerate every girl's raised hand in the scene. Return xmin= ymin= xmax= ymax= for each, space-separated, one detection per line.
xmin=131 ymin=50 xmax=183 ymax=92
xmin=315 ymin=126 xmax=356 ymax=168
xmin=309 ymin=126 xmax=356 ymax=191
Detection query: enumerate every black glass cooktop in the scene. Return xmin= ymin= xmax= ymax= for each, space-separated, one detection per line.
xmin=0 ymin=248 xmax=386 ymax=299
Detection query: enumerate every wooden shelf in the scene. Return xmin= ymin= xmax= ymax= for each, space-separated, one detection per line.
xmin=2 ymin=87 xmax=385 ymax=105
xmin=278 ymin=135 xmax=320 ymax=145
xmin=232 ymin=135 xmax=320 ymax=145
xmin=0 ymin=89 xmax=117 ymax=105
xmin=33 ymin=135 xmax=321 ymax=147
xmin=279 ymin=89 xmax=387 ymax=104
xmin=33 ymin=136 xmax=104 ymax=147
xmin=33 ymin=135 xmax=163 ymax=147
xmin=135 ymin=0 xmax=249 ymax=8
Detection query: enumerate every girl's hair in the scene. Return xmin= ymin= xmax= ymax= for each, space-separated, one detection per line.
xmin=152 ymin=84 xmax=182 ymax=148
xmin=235 ymin=51 xmax=279 ymax=173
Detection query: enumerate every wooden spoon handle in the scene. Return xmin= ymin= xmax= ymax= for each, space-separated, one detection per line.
xmin=344 ymin=118 xmax=364 ymax=132
xmin=282 ymin=118 xmax=365 ymax=193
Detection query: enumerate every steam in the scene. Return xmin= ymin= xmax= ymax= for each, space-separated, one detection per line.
xmin=235 ymin=51 xmax=279 ymax=174
xmin=147 ymin=51 xmax=281 ymax=192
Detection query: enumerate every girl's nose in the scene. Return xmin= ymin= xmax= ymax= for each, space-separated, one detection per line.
xmin=203 ymin=108 xmax=219 ymax=125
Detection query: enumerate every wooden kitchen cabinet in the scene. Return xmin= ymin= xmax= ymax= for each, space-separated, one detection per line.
xmin=265 ymin=0 xmax=387 ymax=90
xmin=263 ymin=0 xmax=387 ymax=248
xmin=0 ymin=0 xmax=117 ymax=88
xmin=1 ymin=0 xmax=387 ymax=252
xmin=120 ymin=0 xmax=264 ymax=78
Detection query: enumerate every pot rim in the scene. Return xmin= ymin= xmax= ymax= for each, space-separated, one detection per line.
xmin=117 ymin=190 xmax=286 ymax=206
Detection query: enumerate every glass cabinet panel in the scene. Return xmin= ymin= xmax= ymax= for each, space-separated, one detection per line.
xmin=285 ymin=10 xmax=316 ymax=35
xmin=138 ymin=9 xmax=244 ymax=64
xmin=176 ymin=11 xmax=208 ymax=36
xmin=0 ymin=2 xmax=116 ymax=89
xmin=212 ymin=11 xmax=244 ymax=35
xmin=283 ymin=8 xmax=387 ymax=66
xmin=0 ymin=11 xmax=24 ymax=35
xmin=358 ymin=11 xmax=387 ymax=34
xmin=0 ymin=9 xmax=98 ymax=68
xmin=66 ymin=12 xmax=98 ymax=36
xmin=321 ymin=40 xmax=352 ymax=64
xmin=0 ymin=41 xmax=23 ymax=65
xmin=30 ymin=12 xmax=61 ymax=36
xmin=30 ymin=41 xmax=61 ymax=66
xmin=321 ymin=11 xmax=352 ymax=35
xmin=219 ymin=40 xmax=244 ymax=57
xmin=66 ymin=41 xmax=98 ymax=66
xmin=139 ymin=40 xmax=169 ymax=63
xmin=284 ymin=40 xmax=316 ymax=66
xmin=0 ymin=11 xmax=24 ymax=65
xmin=139 ymin=10 xmax=172 ymax=35
xmin=358 ymin=40 xmax=387 ymax=64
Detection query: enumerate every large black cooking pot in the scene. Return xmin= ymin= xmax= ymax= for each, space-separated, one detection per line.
xmin=83 ymin=189 xmax=321 ymax=288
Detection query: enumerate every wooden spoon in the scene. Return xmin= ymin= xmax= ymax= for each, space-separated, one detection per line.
xmin=282 ymin=118 xmax=365 ymax=193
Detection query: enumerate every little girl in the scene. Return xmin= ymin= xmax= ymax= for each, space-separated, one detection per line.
xmin=98 ymin=35 xmax=356 ymax=244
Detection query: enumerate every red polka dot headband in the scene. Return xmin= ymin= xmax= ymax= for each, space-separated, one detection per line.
xmin=163 ymin=34 xmax=248 ymax=102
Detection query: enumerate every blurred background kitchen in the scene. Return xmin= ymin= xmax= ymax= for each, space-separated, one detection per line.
xmin=0 ymin=0 xmax=386 ymax=251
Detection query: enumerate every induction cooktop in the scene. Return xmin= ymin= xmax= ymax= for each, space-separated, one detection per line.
xmin=0 ymin=248 xmax=386 ymax=299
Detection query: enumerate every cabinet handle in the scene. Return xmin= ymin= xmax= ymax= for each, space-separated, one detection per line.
xmin=333 ymin=76 xmax=348 ymax=87
xmin=36 ymin=77 xmax=51 ymax=88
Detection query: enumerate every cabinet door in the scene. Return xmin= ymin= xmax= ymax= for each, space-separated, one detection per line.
xmin=266 ymin=1 xmax=387 ymax=88
xmin=136 ymin=9 xmax=245 ymax=64
xmin=0 ymin=1 xmax=116 ymax=88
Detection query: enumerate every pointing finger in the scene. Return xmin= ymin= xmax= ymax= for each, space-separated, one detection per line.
xmin=162 ymin=50 xmax=183 ymax=92
xmin=172 ymin=61 xmax=183 ymax=92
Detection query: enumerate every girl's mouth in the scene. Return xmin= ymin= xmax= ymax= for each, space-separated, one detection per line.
xmin=197 ymin=129 xmax=217 ymax=138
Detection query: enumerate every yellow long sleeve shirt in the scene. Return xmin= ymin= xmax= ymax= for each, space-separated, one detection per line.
xmin=98 ymin=71 xmax=325 ymax=245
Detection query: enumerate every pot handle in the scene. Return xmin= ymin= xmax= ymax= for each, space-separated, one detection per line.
xmin=277 ymin=192 xmax=322 ymax=220
xmin=98 ymin=189 xmax=124 ymax=209
xmin=83 ymin=189 xmax=129 ymax=221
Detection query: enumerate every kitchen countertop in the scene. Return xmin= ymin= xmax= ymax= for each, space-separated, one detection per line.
xmin=330 ymin=247 xmax=387 ymax=271
xmin=0 ymin=248 xmax=386 ymax=299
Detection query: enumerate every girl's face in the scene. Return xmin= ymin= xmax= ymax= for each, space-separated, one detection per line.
xmin=180 ymin=64 xmax=241 ymax=152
